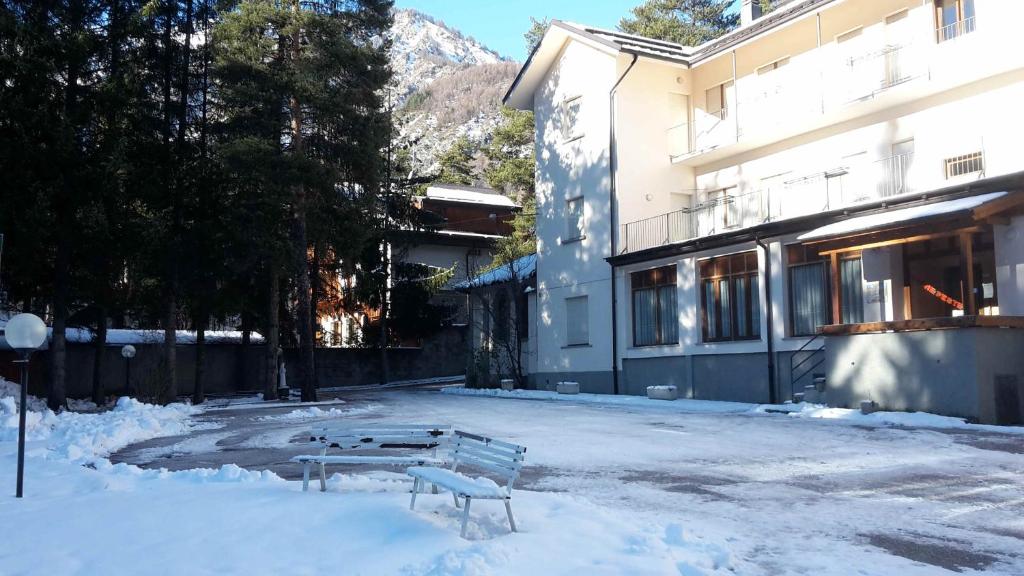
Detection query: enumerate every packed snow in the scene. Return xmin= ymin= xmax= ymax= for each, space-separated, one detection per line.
xmin=3 ymin=382 xmax=1024 ymax=575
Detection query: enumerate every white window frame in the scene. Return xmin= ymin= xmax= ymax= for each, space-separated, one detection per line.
xmin=565 ymin=196 xmax=585 ymax=243
xmin=560 ymin=95 xmax=583 ymax=142
xmin=565 ymin=295 xmax=590 ymax=346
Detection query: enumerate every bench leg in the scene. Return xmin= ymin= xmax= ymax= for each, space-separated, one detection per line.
xmin=460 ymin=497 xmax=472 ymax=539
xmin=410 ymin=478 xmax=420 ymax=510
xmin=452 ymin=492 xmax=460 ymax=509
xmin=431 ymin=483 xmax=438 ymax=495
xmin=319 ymin=462 xmax=327 ymax=493
xmin=504 ymin=499 xmax=517 ymax=533
xmin=302 ymin=462 xmax=311 ymax=492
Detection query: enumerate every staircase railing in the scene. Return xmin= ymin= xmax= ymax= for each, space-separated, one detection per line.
xmin=790 ymin=332 xmax=826 ymax=398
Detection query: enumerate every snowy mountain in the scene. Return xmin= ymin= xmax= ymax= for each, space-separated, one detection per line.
xmin=388 ymin=9 xmax=520 ymax=174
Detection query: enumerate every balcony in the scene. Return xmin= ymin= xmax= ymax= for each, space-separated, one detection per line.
xmin=833 ymin=44 xmax=923 ymax=104
xmin=618 ymin=152 xmax=918 ymax=255
xmin=936 ymin=16 xmax=976 ymax=43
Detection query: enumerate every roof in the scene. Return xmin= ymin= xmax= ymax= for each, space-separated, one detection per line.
xmin=798 ymin=192 xmax=1009 ymax=242
xmin=423 ymin=185 xmax=518 ymax=209
xmin=454 ymin=254 xmax=537 ymax=291
xmin=504 ymin=0 xmax=837 ymax=109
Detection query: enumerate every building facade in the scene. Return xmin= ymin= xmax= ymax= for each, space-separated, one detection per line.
xmin=505 ymin=0 xmax=1024 ymax=423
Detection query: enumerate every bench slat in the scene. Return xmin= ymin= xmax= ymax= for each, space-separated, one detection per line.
xmin=453 ymin=430 xmax=525 ymax=453
xmin=453 ymin=443 xmax=525 ymax=466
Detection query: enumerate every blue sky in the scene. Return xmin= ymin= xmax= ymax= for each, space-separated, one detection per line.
xmin=394 ymin=0 xmax=637 ymax=61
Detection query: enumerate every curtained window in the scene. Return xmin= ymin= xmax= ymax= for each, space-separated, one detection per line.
xmin=788 ymin=245 xmax=831 ymax=336
xmin=700 ymin=252 xmax=761 ymax=342
xmin=840 ymin=257 xmax=864 ymax=324
xmin=632 ymin=265 xmax=678 ymax=347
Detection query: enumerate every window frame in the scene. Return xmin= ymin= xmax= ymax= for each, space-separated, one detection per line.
xmin=786 ymin=245 xmax=833 ymax=337
xmin=699 ymin=252 xmax=761 ymax=343
xmin=631 ymin=265 xmax=679 ymax=348
xmin=935 ymin=0 xmax=976 ymax=42
xmin=705 ymin=81 xmax=732 ymax=120
xmin=565 ymin=196 xmax=585 ymax=243
xmin=564 ymin=295 xmax=589 ymax=347
xmin=559 ymin=95 xmax=584 ymax=143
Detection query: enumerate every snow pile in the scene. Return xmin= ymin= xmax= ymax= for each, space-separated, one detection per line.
xmin=759 ymin=402 xmax=1024 ymax=434
xmin=0 ymin=378 xmax=48 ymax=412
xmin=3 ymin=396 xmax=199 ymax=463
xmin=256 ymin=404 xmax=380 ymax=422
xmin=443 ymin=386 xmax=755 ymax=414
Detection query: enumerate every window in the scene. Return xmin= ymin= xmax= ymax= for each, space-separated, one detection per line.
xmin=756 ymin=57 xmax=789 ymax=75
xmin=517 ymin=292 xmax=530 ymax=340
xmin=839 ymin=256 xmax=864 ymax=324
xmin=935 ymin=0 xmax=976 ymax=42
xmin=565 ymin=296 xmax=589 ymax=346
xmin=560 ymin=96 xmax=583 ymax=141
xmin=707 ymin=187 xmax=739 ymax=230
xmin=945 ymin=151 xmax=984 ymax=179
xmin=787 ymin=245 xmax=831 ymax=337
xmin=632 ymin=265 xmax=678 ymax=347
xmin=565 ymin=197 xmax=585 ymax=242
xmin=705 ymin=81 xmax=732 ymax=120
xmin=700 ymin=252 xmax=761 ymax=342
xmin=494 ymin=292 xmax=510 ymax=343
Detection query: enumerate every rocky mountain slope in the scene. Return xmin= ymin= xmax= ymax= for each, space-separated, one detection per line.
xmin=389 ymin=9 xmax=520 ymax=174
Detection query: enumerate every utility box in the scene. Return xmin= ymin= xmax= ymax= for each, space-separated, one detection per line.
xmin=556 ymin=381 xmax=580 ymax=395
xmin=500 ymin=379 xmax=515 ymax=391
xmin=647 ymin=385 xmax=678 ymax=401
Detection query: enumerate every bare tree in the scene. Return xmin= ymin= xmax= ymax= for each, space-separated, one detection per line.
xmin=467 ymin=257 xmax=532 ymax=388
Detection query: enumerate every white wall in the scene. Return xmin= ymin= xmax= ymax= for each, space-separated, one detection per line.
xmin=400 ymin=243 xmax=494 ymax=285
xmin=995 ymin=215 xmax=1024 ymax=316
xmin=533 ymin=40 xmax=617 ymax=375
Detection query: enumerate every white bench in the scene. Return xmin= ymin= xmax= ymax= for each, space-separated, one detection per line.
xmin=292 ymin=424 xmax=452 ymax=492
xmin=407 ymin=430 xmax=527 ymax=538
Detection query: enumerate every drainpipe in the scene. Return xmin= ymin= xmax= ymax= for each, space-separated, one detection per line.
xmin=755 ymin=236 xmax=777 ymax=404
xmin=609 ymin=53 xmax=639 ymax=396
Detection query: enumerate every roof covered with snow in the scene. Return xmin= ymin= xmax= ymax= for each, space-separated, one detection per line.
xmin=454 ymin=254 xmax=537 ymax=291
xmin=798 ymin=192 xmax=1008 ymax=242
xmin=423 ymin=185 xmax=518 ymax=208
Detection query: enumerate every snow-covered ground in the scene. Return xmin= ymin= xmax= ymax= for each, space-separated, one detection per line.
xmin=3 ymin=382 xmax=1024 ymax=575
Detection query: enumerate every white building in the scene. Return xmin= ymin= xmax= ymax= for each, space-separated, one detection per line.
xmin=505 ymin=0 xmax=1024 ymax=424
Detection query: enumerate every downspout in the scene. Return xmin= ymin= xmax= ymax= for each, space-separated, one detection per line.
xmin=609 ymin=53 xmax=639 ymax=396
xmin=755 ymin=236 xmax=777 ymax=404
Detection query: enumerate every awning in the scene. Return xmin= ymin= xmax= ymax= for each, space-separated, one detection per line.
xmin=799 ymin=192 xmax=1008 ymax=242
xmin=795 ymin=191 xmax=1024 ymax=255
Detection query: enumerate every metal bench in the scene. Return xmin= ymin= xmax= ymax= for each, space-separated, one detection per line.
xmin=292 ymin=424 xmax=452 ymax=492
xmin=407 ymin=430 xmax=527 ymax=538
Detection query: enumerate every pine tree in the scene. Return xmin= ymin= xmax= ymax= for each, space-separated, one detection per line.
xmin=524 ymin=17 xmax=550 ymax=53
xmin=436 ymin=136 xmax=477 ymax=186
xmin=620 ymin=0 xmax=738 ymax=45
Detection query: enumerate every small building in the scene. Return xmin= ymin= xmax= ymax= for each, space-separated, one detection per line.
xmin=455 ymin=254 xmax=537 ymax=388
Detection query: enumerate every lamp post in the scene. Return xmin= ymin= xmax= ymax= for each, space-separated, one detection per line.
xmin=5 ymin=313 xmax=47 ymax=498
xmin=121 ymin=345 xmax=136 ymax=397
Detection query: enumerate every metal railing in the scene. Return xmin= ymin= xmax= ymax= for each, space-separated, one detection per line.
xmin=790 ymin=333 xmax=825 ymax=397
xmin=936 ymin=16 xmax=976 ymax=43
xmin=618 ymin=152 xmax=919 ymax=255
xmin=841 ymin=44 xmax=919 ymax=102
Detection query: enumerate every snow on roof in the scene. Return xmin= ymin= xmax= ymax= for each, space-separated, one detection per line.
xmin=424 ymin=185 xmax=518 ymax=208
xmin=798 ymin=192 xmax=1008 ymax=242
xmin=574 ymin=24 xmax=693 ymax=62
xmin=455 ymin=254 xmax=537 ymax=291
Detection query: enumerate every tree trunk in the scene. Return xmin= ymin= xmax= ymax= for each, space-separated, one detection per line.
xmin=91 ymin=308 xmax=108 ymax=405
xmin=289 ymin=0 xmax=316 ymax=402
xmin=162 ymin=294 xmax=177 ymax=404
xmin=49 ymin=235 xmax=70 ymax=412
xmin=264 ymin=269 xmax=280 ymax=401
xmin=193 ymin=319 xmax=206 ymax=405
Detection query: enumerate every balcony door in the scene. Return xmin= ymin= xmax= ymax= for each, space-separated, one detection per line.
xmin=884 ymin=10 xmax=910 ymax=88
xmin=667 ymin=93 xmax=691 ymax=158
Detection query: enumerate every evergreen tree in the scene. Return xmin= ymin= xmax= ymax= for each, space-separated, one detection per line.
xmin=436 ymin=136 xmax=477 ymax=186
xmin=619 ymin=0 xmax=738 ymax=45
xmin=524 ymin=17 xmax=550 ymax=53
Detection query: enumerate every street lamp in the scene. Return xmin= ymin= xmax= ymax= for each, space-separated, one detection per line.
xmin=5 ymin=313 xmax=47 ymax=498
xmin=121 ymin=344 xmax=136 ymax=397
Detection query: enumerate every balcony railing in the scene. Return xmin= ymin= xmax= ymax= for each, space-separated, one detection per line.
xmin=937 ymin=16 xmax=976 ymax=43
xmin=839 ymin=44 xmax=920 ymax=102
xmin=618 ymin=153 xmax=919 ymax=255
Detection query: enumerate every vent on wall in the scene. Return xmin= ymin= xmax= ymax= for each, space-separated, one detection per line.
xmin=944 ymin=151 xmax=985 ymax=179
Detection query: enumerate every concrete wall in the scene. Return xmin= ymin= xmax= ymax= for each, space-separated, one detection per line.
xmin=531 ymin=371 xmax=614 ymax=395
xmin=285 ymin=326 xmax=467 ymax=391
xmin=623 ymin=352 xmax=798 ymax=404
xmin=0 ymin=343 xmax=269 ymax=400
xmin=824 ymin=328 xmax=1024 ymax=423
